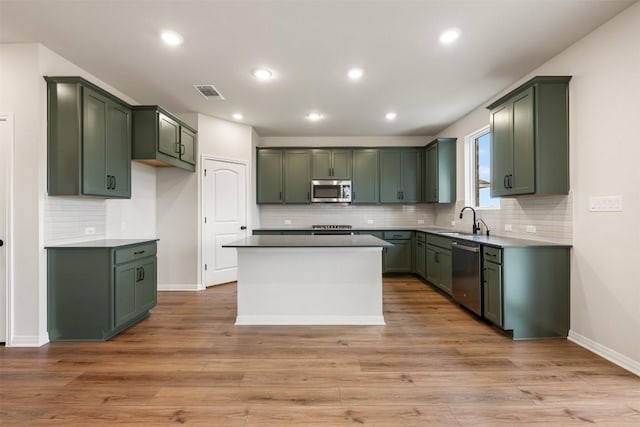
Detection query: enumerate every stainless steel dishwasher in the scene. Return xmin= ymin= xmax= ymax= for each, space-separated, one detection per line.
xmin=451 ymin=240 xmax=482 ymax=315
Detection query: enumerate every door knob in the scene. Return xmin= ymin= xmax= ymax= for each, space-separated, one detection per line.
xmin=240 ymin=226 xmax=247 ymax=230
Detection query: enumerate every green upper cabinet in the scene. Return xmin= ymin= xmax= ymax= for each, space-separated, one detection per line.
xmin=46 ymin=76 xmax=131 ymax=199
xmin=311 ymin=149 xmax=352 ymax=179
xmin=284 ymin=149 xmax=311 ymax=203
xmin=132 ymin=106 xmax=198 ymax=172
xmin=379 ymin=149 xmax=421 ymax=203
xmin=256 ymin=149 xmax=284 ymax=203
xmin=424 ymin=138 xmax=456 ymax=203
xmin=487 ymin=76 xmax=571 ymax=197
xmin=352 ymin=149 xmax=379 ymax=204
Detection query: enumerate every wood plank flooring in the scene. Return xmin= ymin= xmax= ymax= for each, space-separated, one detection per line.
xmin=1 ymin=276 xmax=639 ymax=426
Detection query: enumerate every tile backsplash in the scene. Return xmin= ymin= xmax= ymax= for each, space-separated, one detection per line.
xmin=45 ymin=197 xmax=107 ymax=244
xmin=259 ymin=193 xmax=572 ymax=243
xmin=259 ymin=204 xmax=436 ymax=228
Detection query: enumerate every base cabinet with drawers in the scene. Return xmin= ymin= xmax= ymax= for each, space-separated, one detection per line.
xmin=425 ymin=234 xmax=453 ymax=295
xmin=47 ymin=240 xmax=158 ymax=341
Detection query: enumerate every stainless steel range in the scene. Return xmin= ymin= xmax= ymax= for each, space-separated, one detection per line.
xmin=311 ymin=225 xmax=354 ymax=235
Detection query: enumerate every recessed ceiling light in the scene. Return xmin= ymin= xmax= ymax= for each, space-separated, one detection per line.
xmin=347 ymin=68 xmax=364 ymax=80
xmin=161 ymin=30 xmax=183 ymax=46
xmin=306 ymin=112 xmax=324 ymax=122
xmin=232 ymin=113 xmax=244 ymax=121
xmin=252 ymin=68 xmax=273 ymax=81
xmin=385 ymin=112 xmax=397 ymax=121
xmin=439 ymin=28 xmax=460 ymax=45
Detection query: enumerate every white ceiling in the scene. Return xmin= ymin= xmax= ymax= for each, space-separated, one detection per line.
xmin=0 ymin=0 xmax=635 ymax=136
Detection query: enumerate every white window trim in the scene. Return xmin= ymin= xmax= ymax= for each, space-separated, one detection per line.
xmin=464 ymin=124 xmax=499 ymax=210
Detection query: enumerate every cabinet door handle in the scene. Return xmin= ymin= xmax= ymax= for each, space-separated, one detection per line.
xmin=140 ymin=267 xmax=145 ymax=281
xmin=111 ymin=176 xmax=116 ymax=190
xmin=134 ymin=250 xmax=145 ymax=255
xmin=106 ymin=175 xmax=112 ymax=190
xmin=181 ymin=144 xmax=186 ymax=155
xmin=504 ymin=175 xmax=509 ymax=189
xmin=279 ymin=191 xmax=282 ymax=201
xmin=509 ymin=174 xmax=513 ymax=189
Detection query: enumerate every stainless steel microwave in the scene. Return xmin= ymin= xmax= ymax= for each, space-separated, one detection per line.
xmin=310 ymin=180 xmax=352 ymax=203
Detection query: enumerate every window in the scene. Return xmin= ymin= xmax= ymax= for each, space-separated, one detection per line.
xmin=465 ymin=125 xmax=500 ymax=209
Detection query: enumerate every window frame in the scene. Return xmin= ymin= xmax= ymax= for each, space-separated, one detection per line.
xmin=464 ymin=124 xmax=500 ymax=210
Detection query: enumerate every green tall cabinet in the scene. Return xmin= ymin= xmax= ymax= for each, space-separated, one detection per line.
xmin=352 ymin=149 xmax=379 ymax=204
xmin=424 ymin=138 xmax=456 ymax=203
xmin=379 ymin=149 xmax=421 ymax=203
xmin=487 ymin=76 xmax=571 ymax=197
xmin=47 ymin=239 xmax=158 ymax=341
xmin=46 ymin=76 xmax=131 ymax=198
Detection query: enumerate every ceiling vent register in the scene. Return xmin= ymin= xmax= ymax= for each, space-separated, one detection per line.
xmin=193 ymin=84 xmax=224 ymax=100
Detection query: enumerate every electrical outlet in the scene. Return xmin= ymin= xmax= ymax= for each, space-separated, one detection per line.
xmin=284 ymin=219 xmax=292 ymax=225
xmin=417 ymin=219 xmax=425 ymax=224
xmin=84 ymin=227 xmax=95 ymax=235
xmin=504 ymin=224 xmax=513 ymax=231
xmin=367 ymin=219 xmax=374 ymax=224
xmin=451 ymin=220 xmax=456 ymax=226
xmin=526 ymin=225 xmax=537 ymax=233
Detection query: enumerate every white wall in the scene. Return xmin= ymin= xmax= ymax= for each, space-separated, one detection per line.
xmin=0 ymin=43 xmax=156 ymax=345
xmin=436 ymin=2 xmax=640 ymax=374
xmin=156 ymin=113 xmax=255 ymax=290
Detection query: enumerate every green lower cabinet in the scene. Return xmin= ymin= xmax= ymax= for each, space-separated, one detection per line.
xmin=482 ymin=245 xmax=570 ymax=339
xmin=425 ymin=236 xmax=452 ymax=295
xmin=382 ymin=231 xmax=413 ymax=273
xmin=415 ymin=238 xmax=426 ymax=278
xmin=47 ymin=240 xmax=158 ymax=341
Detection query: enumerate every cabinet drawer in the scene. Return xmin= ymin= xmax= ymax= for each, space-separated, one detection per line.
xmin=416 ymin=232 xmax=426 ymax=243
xmin=384 ymin=231 xmax=412 ymax=240
xmin=427 ymin=234 xmax=451 ymax=250
xmin=115 ymin=242 xmax=157 ymax=265
xmin=483 ymin=246 xmax=502 ymax=264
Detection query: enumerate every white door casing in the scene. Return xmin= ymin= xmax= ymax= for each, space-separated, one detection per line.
xmin=0 ymin=113 xmax=14 ymax=344
xmin=203 ymin=158 xmax=247 ymax=286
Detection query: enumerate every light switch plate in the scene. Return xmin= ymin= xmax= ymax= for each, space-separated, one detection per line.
xmin=84 ymin=227 xmax=95 ymax=235
xmin=451 ymin=221 xmax=456 ymax=226
xmin=504 ymin=224 xmax=513 ymax=231
xmin=526 ymin=225 xmax=537 ymax=233
xmin=284 ymin=219 xmax=291 ymax=225
xmin=589 ymin=195 xmax=623 ymax=212
xmin=417 ymin=219 xmax=425 ymax=224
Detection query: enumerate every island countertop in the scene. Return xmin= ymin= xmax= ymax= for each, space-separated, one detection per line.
xmin=224 ymin=234 xmax=392 ymax=248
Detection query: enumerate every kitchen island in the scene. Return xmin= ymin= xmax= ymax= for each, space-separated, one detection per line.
xmin=223 ymin=235 xmax=391 ymax=325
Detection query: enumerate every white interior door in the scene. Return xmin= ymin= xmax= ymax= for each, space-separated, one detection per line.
xmin=0 ymin=114 xmax=12 ymax=343
xmin=203 ymin=158 xmax=247 ymax=286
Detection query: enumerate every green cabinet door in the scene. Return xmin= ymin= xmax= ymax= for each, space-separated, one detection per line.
xmin=490 ymin=103 xmax=513 ymax=197
xmin=439 ymin=251 xmax=452 ymax=294
xmin=331 ymin=150 xmax=352 ymax=179
xmin=284 ymin=150 xmax=311 ymax=203
xmin=384 ymin=240 xmax=412 ymax=273
xmin=425 ymin=144 xmax=438 ymax=202
xmin=400 ymin=150 xmax=421 ymax=202
xmin=135 ymin=258 xmax=157 ymax=313
xmin=106 ymin=101 xmax=131 ymax=198
xmin=352 ymin=149 xmax=379 ymax=203
xmin=426 ymin=246 xmax=440 ymax=285
xmin=483 ymin=260 xmax=503 ymax=326
xmin=511 ymin=87 xmax=535 ymax=194
xmin=415 ymin=240 xmax=426 ymax=278
xmin=115 ymin=263 xmax=137 ymax=328
xmin=379 ymin=151 xmax=402 ymax=203
xmin=82 ymin=88 xmax=109 ymax=196
xmin=257 ymin=149 xmax=284 ymax=203
xmin=311 ymin=149 xmax=332 ymax=179
xmin=180 ymin=126 xmax=197 ymax=165
xmin=158 ymin=112 xmax=180 ymax=159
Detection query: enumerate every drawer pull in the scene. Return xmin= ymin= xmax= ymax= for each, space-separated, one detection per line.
xmin=134 ymin=250 xmax=145 ymax=255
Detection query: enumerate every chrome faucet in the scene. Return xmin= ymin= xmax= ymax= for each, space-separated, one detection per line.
xmin=459 ymin=206 xmax=480 ymax=234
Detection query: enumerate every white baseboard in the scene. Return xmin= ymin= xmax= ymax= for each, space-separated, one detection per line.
xmin=568 ymin=330 xmax=640 ymax=377
xmin=235 ymin=315 xmax=386 ymax=326
xmin=158 ymin=283 xmax=204 ymax=291
xmin=8 ymin=334 xmax=49 ymax=347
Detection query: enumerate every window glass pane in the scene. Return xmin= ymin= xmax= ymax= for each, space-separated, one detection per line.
xmin=477 ymin=132 xmax=500 ymax=208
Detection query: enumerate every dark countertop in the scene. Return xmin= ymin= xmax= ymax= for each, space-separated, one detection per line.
xmin=253 ymin=227 xmax=571 ymax=248
xmin=45 ymin=239 xmax=158 ymax=249
xmin=224 ymin=235 xmax=392 ymax=248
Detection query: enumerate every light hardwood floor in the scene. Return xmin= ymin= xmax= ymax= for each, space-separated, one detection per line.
xmin=1 ymin=276 xmax=639 ymax=426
